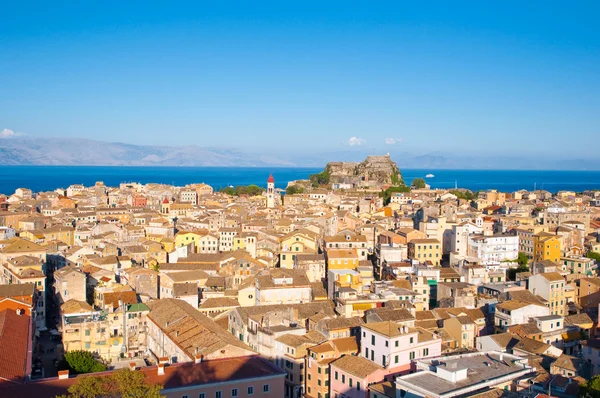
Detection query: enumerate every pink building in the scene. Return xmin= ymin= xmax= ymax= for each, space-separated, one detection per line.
xmin=330 ymin=355 xmax=386 ymax=398
xmin=361 ymin=321 xmax=442 ymax=378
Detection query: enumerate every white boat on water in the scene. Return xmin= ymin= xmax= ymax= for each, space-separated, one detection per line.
xmin=426 ymin=173 xmax=435 ymax=178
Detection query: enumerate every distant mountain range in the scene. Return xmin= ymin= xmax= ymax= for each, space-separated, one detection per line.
xmin=1 ymin=137 xmax=599 ymax=170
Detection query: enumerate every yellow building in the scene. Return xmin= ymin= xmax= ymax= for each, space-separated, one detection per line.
xmin=279 ymin=230 xmax=319 ymax=269
xmin=174 ymin=231 xmax=204 ymax=249
xmin=327 ymin=249 xmax=359 ymax=270
xmin=408 ymin=238 xmax=442 ymax=266
xmin=534 ymin=233 xmax=561 ymax=263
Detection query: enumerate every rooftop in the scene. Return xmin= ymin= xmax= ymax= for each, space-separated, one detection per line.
xmin=396 ymin=351 xmax=534 ymax=398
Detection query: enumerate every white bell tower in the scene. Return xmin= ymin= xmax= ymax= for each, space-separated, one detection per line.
xmin=267 ymin=174 xmax=275 ymax=208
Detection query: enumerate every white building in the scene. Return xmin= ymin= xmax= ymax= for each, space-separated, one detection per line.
xmin=395 ymin=351 xmax=534 ymax=398
xmin=495 ymin=300 xmax=550 ymax=331
xmin=361 ymin=322 xmax=442 ymax=375
xmin=179 ymin=189 xmax=198 ymax=205
xmin=451 ymin=222 xmax=483 ymax=256
xmin=467 ymin=233 xmax=518 ymax=265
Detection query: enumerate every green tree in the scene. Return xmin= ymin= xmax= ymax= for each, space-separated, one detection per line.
xmin=587 ymin=251 xmax=600 ymax=263
xmin=507 ymin=253 xmax=530 ymax=281
xmin=57 ymin=368 xmax=165 ymax=398
xmin=379 ymin=185 xmax=411 ymax=205
xmin=61 ymin=351 xmax=107 ymax=374
xmin=411 ymin=178 xmax=426 ymax=189
xmin=286 ymin=185 xmax=304 ymax=195
xmin=516 ymin=252 xmax=529 ymax=268
xmin=450 ymin=190 xmax=477 ymax=201
xmin=580 ymin=374 xmax=600 ymax=397
xmin=309 ymin=167 xmax=331 ymax=187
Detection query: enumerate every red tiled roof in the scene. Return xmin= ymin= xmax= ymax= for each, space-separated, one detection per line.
xmin=0 ymin=309 xmax=31 ymax=383
xmin=0 ymin=355 xmax=285 ymax=398
xmin=267 ymin=174 xmax=274 ymax=183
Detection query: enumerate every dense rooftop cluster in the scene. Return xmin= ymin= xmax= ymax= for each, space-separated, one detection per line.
xmin=0 ymin=177 xmax=599 ymax=397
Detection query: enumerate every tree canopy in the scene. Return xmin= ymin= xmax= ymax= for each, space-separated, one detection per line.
xmin=411 ymin=178 xmax=426 ymax=189
xmin=587 ymin=251 xmax=600 ymax=263
xmin=580 ymin=374 xmax=600 ymax=398
xmin=449 ymin=189 xmax=478 ymax=201
xmin=56 ymin=368 xmax=164 ymax=398
xmin=219 ymin=185 xmax=264 ymax=196
xmin=285 ymin=185 xmax=304 ymax=195
xmin=309 ymin=169 xmax=331 ymax=187
xmin=507 ymin=252 xmax=530 ymax=281
xmin=60 ymin=351 xmax=106 ymax=374
xmin=380 ymin=185 xmax=411 ymax=205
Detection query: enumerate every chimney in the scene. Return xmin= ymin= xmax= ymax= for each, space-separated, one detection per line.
xmin=195 ymin=354 xmax=203 ymax=364
xmin=157 ymin=363 xmax=165 ymax=376
xmin=58 ymin=370 xmax=69 ymax=380
xmin=129 ymin=362 xmax=136 ymax=371
xmin=159 ymin=357 xmax=169 ymax=365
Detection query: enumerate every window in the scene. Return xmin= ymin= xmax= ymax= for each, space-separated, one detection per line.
xmin=371 ymin=335 xmax=375 ymax=345
xmin=335 ymin=371 xmax=338 ymax=380
xmin=85 ymin=329 xmax=90 ymax=336
xmin=349 ymin=378 xmax=353 ymax=388
xmin=357 ymin=382 xmax=361 ymax=391
xmin=247 ymin=386 xmax=254 ymax=395
xmin=199 ymin=394 xmax=206 ymax=398
xmin=263 ymin=384 xmax=270 ymax=393
xmin=85 ymin=342 xmax=91 ymax=349
xmin=182 ymin=396 xmax=188 ymax=398
xmin=424 ymin=348 xmax=429 ymax=356
xmin=395 ymin=355 xmax=399 ymax=364
xmin=385 ymin=341 xmax=389 ymax=347
xmin=215 ymin=392 xmax=222 ymax=398
xmin=410 ymin=352 xmax=415 ymax=360
xmin=395 ymin=341 xmax=399 ymax=347
xmin=231 ymin=389 xmax=238 ymax=397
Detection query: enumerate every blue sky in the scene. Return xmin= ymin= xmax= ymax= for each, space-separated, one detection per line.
xmin=1 ymin=1 xmax=599 ymax=157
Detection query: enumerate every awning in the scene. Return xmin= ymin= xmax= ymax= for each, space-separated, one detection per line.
xmin=562 ymin=331 xmax=582 ymax=342
xmin=352 ymin=303 xmax=375 ymax=311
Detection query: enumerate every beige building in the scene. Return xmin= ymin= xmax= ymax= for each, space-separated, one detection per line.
xmin=529 ymin=272 xmax=566 ymax=316
xmin=54 ymin=265 xmax=87 ymax=305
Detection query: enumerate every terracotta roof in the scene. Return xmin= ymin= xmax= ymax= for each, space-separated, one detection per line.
xmin=0 ymin=283 xmax=35 ymax=298
xmin=147 ymin=298 xmax=253 ymax=360
xmin=199 ymin=297 xmax=240 ymax=308
xmin=539 ymin=272 xmax=564 ymax=282
xmin=102 ymin=291 xmax=138 ymax=309
xmin=331 ymin=354 xmax=383 ymax=378
xmin=0 ymin=355 xmax=284 ymax=398
xmin=0 ymin=309 xmax=31 ymax=382
xmin=61 ymin=299 xmax=93 ymax=314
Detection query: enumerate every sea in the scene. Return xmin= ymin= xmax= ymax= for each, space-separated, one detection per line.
xmin=0 ymin=166 xmax=600 ymax=195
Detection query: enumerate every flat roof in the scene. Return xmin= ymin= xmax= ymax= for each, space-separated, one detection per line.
xmin=396 ymin=351 xmax=533 ymax=398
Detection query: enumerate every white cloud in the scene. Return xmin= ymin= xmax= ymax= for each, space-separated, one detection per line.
xmin=385 ymin=137 xmax=402 ymax=145
xmin=0 ymin=129 xmax=24 ymax=138
xmin=348 ymin=136 xmax=366 ymax=146
xmin=0 ymin=129 xmax=16 ymax=138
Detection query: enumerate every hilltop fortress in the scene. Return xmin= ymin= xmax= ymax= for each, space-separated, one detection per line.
xmin=319 ymin=154 xmax=404 ymax=188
